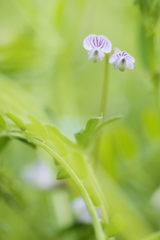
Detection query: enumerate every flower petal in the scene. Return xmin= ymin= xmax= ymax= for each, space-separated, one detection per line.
xmin=98 ymin=35 xmax=112 ymax=53
xmin=114 ymin=57 xmax=127 ymax=71
xmin=83 ymin=34 xmax=97 ymax=50
xmin=126 ymin=59 xmax=134 ymax=69
xmin=83 ymin=34 xmax=112 ymax=53
xmin=109 ymin=52 xmax=122 ymax=63
xmin=93 ymin=49 xmax=104 ymax=62
xmin=122 ymin=51 xmax=135 ymax=63
xmin=114 ymin=57 xmax=121 ymax=69
xmin=88 ymin=49 xmax=95 ymax=60
xmin=109 ymin=51 xmax=135 ymax=66
xmin=98 ymin=49 xmax=105 ymax=61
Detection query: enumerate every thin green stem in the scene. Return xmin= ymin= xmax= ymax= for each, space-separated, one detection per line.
xmin=100 ymin=55 xmax=110 ymax=119
xmin=88 ymin=165 xmax=109 ymax=224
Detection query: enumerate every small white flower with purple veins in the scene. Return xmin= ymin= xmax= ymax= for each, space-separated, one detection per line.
xmin=83 ymin=34 xmax=112 ymax=62
xmin=109 ymin=50 xmax=135 ymax=71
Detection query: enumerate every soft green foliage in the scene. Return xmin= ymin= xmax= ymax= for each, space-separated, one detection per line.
xmin=6 ymin=112 xmax=26 ymax=131
xmin=57 ymin=168 xmax=70 ymax=180
xmin=0 ymin=114 xmax=6 ymax=131
xmin=75 ymin=114 xmax=103 ymax=148
xmin=2 ymin=111 xmax=107 ymax=240
xmin=0 ymin=1 xmax=160 ymax=240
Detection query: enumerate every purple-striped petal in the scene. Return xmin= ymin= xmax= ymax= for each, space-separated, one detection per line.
xmin=109 ymin=50 xmax=135 ymax=71
xmin=83 ymin=34 xmax=112 ymax=53
xmin=109 ymin=52 xmax=122 ymax=63
xmin=121 ymin=51 xmax=135 ymax=63
xmin=83 ymin=34 xmax=97 ymax=50
xmin=97 ymin=35 xmax=112 ymax=53
xmin=109 ymin=51 xmax=135 ymax=64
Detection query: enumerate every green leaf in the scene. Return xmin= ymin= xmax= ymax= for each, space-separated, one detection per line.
xmin=83 ymin=178 xmax=101 ymax=206
xmin=75 ymin=115 xmax=103 ymax=147
xmin=0 ymin=137 xmax=10 ymax=151
xmin=26 ymin=123 xmax=43 ymax=141
xmin=57 ymin=168 xmax=70 ymax=179
xmin=15 ymin=137 xmax=36 ymax=149
xmin=65 ymin=151 xmax=88 ymax=180
xmin=45 ymin=134 xmax=67 ymax=157
xmin=75 ymin=115 xmax=123 ymax=149
xmin=100 ymin=219 xmax=115 ymax=238
xmin=53 ymin=157 xmax=60 ymax=166
xmin=100 ymin=218 xmax=108 ymax=228
xmin=5 ymin=112 xmax=26 ymax=131
xmin=96 ymin=115 xmax=124 ymax=131
xmin=45 ymin=124 xmax=75 ymax=148
xmin=85 ymin=116 xmax=103 ymax=133
xmin=27 ymin=115 xmax=48 ymax=140
xmin=0 ymin=114 xmax=6 ymax=130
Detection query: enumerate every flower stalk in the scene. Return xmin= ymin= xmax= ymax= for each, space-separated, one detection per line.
xmin=100 ymin=55 xmax=110 ymax=118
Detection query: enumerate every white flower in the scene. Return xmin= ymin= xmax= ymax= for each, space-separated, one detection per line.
xmin=22 ymin=159 xmax=57 ymax=190
xmin=83 ymin=34 xmax=112 ymax=62
xmin=109 ymin=50 xmax=135 ymax=71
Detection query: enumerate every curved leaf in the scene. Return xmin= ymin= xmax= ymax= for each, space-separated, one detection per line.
xmin=96 ymin=115 xmax=124 ymax=131
xmin=45 ymin=124 xmax=75 ymax=148
xmin=75 ymin=115 xmax=103 ymax=147
xmin=5 ymin=112 xmax=26 ymax=131
xmin=28 ymin=115 xmax=48 ymax=140
xmin=45 ymin=135 xmax=67 ymax=157
xmin=0 ymin=137 xmax=10 ymax=151
xmin=57 ymin=168 xmax=70 ymax=180
xmin=66 ymin=151 xmax=88 ymax=180
xmin=0 ymin=114 xmax=6 ymax=130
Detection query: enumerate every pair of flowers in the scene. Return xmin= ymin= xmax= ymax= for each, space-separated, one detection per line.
xmin=83 ymin=34 xmax=135 ymax=71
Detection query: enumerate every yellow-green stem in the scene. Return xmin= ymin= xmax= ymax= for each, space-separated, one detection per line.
xmin=100 ymin=55 xmax=110 ymax=119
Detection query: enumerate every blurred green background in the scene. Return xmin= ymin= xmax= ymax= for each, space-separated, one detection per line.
xmin=0 ymin=0 xmax=160 ymax=240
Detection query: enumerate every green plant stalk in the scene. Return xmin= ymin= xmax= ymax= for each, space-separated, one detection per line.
xmin=88 ymin=165 xmax=109 ymax=224
xmin=2 ymin=132 xmax=107 ymax=240
xmin=100 ymin=54 xmax=110 ymax=118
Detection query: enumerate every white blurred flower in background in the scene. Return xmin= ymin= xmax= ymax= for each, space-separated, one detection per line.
xmin=22 ymin=159 xmax=59 ymax=190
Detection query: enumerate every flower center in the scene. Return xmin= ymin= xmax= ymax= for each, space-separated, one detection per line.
xmin=121 ymin=58 xmax=126 ymax=63
xmin=94 ymin=50 xmax=99 ymax=55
